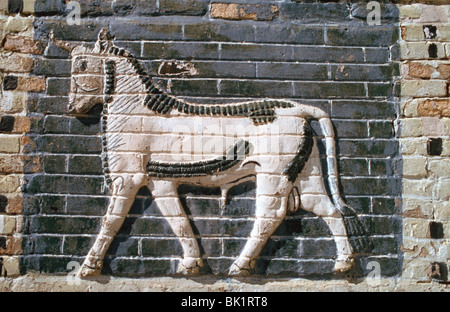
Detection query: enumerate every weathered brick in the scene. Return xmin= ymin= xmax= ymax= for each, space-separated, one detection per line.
xmin=254 ymin=24 xmax=323 ymax=45
xmin=417 ymin=98 xmax=450 ymax=117
xmin=65 ymin=196 xmax=107 ymax=216
xmin=112 ymin=0 xmax=157 ymax=16
xmin=40 ymin=195 xmax=65 ymax=214
xmin=331 ymin=65 xmax=394 ymax=81
xmin=141 ymin=238 xmax=182 ymax=257
xmin=399 ymin=118 xmax=424 ymax=137
xmin=34 ymin=135 xmax=101 ymax=154
xmin=327 ymin=26 xmax=398 ymax=47
xmin=43 ymin=155 xmax=67 ymax=174
xmin=401 ymin=80 xmax=447 ymax=97
xmin=34 ymin=175 xmax=104 ymax=195
xmin=370 ymin=158 xmax=397 ymax=176
xmin=402 ymin=156 xmax=428 ymax=177
xmin=110 ymin=19 xmax=183 ymax=41
xmin=338 ymin=139 xmax=399 ymax=157
xmin=160 ymin=0 xmax=209 ymax=16
xmin=0 ymin=235 xmax=22 ymax=255
xmin=68 ymin=155 xmax=102 ymax=175
xmin=0 ymin=53 xmax=33 ymax=73
xmin=184 ymin=21 xmax=255 ymax=42
xmin=32 ymin=59 xmax=71 ymax=77
xmin=142 ymin=42 xmax=219 ymax=60
xmin=0 ymin=215 xmax=17 ymax=234
xmin=341 ymin=178 xmax=401 ymax=196
xmin=211 ymin=3 xmax=279 ymax=21
xmin=33 ymin=235 xmax=63 ymax=254
xmin=220 ymin=80 xmax=293 ymax=98
xmin=0 ymin=256 xmax=20 ymax=277
xmin=0 ymin=134 xmax=21 ymax=153
xmin=108 ymin=237 xmax=139 ymax=257
xmin=280 ymin=3 xmax=350 ymax=22
xmin=332 ymin=101 xmax=396 ymax=119
xmin=28 ymin=216 xmax=101 ymax=235
xmin=369 ymin=121 xmax=395 ymax=138
xmin=46 ymin=78 xmax=70 ymax=96
xmin=400 ymin=42 xmax=446 ymax=60
xmin=257 ymin=63 xmax=327 ymax=81
xmin=3 ymin=34 xmax=44 ymax=54
xmin=63 ymin=235 xmax=95 ymax=255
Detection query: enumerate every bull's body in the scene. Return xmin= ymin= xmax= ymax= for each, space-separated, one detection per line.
xmin=68 ymin=30 xmax=371 ymax=277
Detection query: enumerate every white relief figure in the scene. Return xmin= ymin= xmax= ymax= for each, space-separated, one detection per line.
xmin=67 ymin=29 xmax=372 ymax=277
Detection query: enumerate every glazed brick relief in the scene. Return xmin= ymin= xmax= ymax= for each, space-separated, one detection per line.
xmin=1 ymin=0 xmax=405 ymax=279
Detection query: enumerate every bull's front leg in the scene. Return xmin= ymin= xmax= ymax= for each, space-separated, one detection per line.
xmin=149 ymin=180 xmax=203 ymax=275
xmin=229 ymin=174 xmax=292 ymax=276
xmin=78 ymin=173 xmax=147 ymax=277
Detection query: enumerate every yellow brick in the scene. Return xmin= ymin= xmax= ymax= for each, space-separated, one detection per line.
xmin=399 ymin=118 xmax=424 ymax=137
xmin=0 ymin=175 xmax=21 ymax=193
xmin=401 ymin=99 xmax=419 ymax=117
xmin=401 ymin=80 xmax=448 ymax=97
xmin=0 ymin=155 xmax=23 ymax=173
xmin=400 ymin=137 xmax=428 ymax=155
xmin=436 ymin=179 xmax=450 ymax=200
xmin=0 ymin=53 xmax=33 ymax=73
xmin=403 ymin=157 xmax=428 ymax=177
xmin=0 ymin=256 xmax=20 ymax=277
xmin=442 ymin=117 xmax=450 ymax=135
xmin=403 ymin=217 xmax=430 ymax=238
xmin=0 ymin=1 xmax=7 ymax=12
xmin=442 ymin=139 xmax=450 ymax=156
xmin=402 ymin=178 xmax=434 ymax=197
xmin=0 ymin=91 xmax=27 ymax=114
xmin=422 ymin=116 xmax=446 ymax=137
xmin=403 ymin=198 xmax=434 ymax=218
xmin=0 ymin=134 xmax=21 ymax=153
xmin=4 ymin=16 xmax=33 ymax=35
xmin=0 ymin=215 xmax=17 ymax=234
xmin=400 ymin=41 xmax=446 ymax=60
xmin=22 ymin=0 xmax=35 ymax=14
xmin=428 ymin=159 xmax=450 ymax=177
xmin=434 ymin=200 xmax=450 ymax=221
xmin=399 ymin=5 xmax=422 ymax=19
xmin=402 ymin=24 xmax=425 ymax=41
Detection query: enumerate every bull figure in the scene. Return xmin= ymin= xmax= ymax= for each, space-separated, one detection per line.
xmin=68 ymin=29 xmax=371 ymax=277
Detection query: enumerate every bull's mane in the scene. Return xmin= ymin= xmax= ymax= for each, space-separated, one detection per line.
xmin=96 ymin=36 xmax=293 ymax=125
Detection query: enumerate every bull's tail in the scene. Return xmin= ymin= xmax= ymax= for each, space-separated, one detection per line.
xmin=317 ymin=117 xmax=373 ymax=254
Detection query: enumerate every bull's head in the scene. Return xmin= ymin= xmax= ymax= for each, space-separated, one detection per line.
xmin=68 ymin=29 xmax=114 ymax=114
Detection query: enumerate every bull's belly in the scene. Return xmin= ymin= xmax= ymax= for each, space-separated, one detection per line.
xmin=104 ymin=114 xmax=312 ymax=183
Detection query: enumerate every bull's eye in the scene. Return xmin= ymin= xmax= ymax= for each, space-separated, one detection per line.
xmin=79 ymin=60 xmax=88 ymax=71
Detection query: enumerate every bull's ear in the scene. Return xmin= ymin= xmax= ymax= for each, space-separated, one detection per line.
xmin=98 ymin=28 xmax=114 ymax=42
xmin=94 ymin=28 xmax=114 ymax=53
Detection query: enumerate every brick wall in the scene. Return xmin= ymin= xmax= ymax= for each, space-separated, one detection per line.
xmin=399 ymin=2 xmax=450 ymax=282
xmin=0 ymin=0 xmax=447 ymax=289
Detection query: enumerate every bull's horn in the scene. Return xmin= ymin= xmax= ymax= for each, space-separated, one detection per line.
xmin=48 ymin=30 xmax=75 ymax=52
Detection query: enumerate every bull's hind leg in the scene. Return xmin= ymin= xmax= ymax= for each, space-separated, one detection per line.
xmin=149 ymin=180 xmax=203 ymax=275
xmin=78 ymin=173 xmax=147 ymax=277
xmin=229 ymin=174 xmax=292 ymax=276
xmin=300 ymin=193 xmax=354 ymax=272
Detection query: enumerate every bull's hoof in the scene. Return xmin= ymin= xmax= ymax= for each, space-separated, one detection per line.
xmin=176 ymin=258 xmax=203 ymax=275
xmin=334 ymin=255 xmax=354 ymax=273
xmin=228 ymin=263 xmax=251 ymax=277
xmin=77 ymin=264 xmax=101 ymax=278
